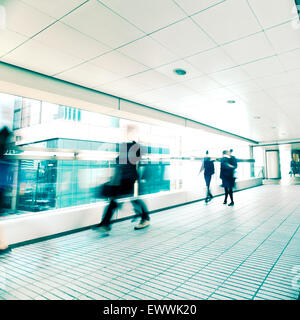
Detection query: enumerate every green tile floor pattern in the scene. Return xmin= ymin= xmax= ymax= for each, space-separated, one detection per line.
xmin=0 ymin=185 xmax=299 ymax=300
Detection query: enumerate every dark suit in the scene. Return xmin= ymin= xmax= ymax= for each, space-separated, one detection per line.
xmin=220 ymin=156 xmax=236 ymax=204
xmin=98 ymin=141 xmax=149 ymax=227
xmin=203 ymin=157 xmax=215 ymax=201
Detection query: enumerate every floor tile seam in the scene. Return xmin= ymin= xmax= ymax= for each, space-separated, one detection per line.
xmin=44 ymin=288 xmax=81 ymax=300
xmin=3 ymin=185 xmax=294 ymax=298
xmin=133 ymin=200 xmax=278 ymax=260
xmin=113 ymin=220 xmax=253 ymax=297
xmin=82 ymin=285 xmax=127 ymax=299
xmin=258 ymin=283 xmax=299 ymax=296
xmin=213 ymin=285 xmax=255 ymax=298
xmin=251 ymin=223 xmax=300 ymax=300
xmin=254 ymin=290 xmax=297 ymax=300
xmin=214 ymin=211 xmax=299 ymax=299
xmin=14 ymin=268 xmax=112 ymax=297
xmin=0 ymin=271 xmax=46 ymax=288
xmin=84 ymin=204 xmax=264 ymax=272
xmin=208 ymin=209 xmax=300 ymax=300
xmin=110 ymin=200 xmax=293 ymax=299
xmin=108 ymin=196 xmax=271 ymax=251
xmin=178 ymin=199 xmax=294 ymax=291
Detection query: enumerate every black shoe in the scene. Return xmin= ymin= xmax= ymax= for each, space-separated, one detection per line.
xmin=94 ymin=224 xmax=111 ymax=231
xmin=223 ymin=201 xmax=227 ymax=204
xmin=0 ymin=247 xmax=11 ymax=255
xmin=228 ymin=202 xmax=234 ymax=206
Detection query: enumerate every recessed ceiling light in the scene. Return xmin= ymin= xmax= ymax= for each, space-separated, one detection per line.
xmin=173 ymin=68 xmax=187 ymax=76
xmin=227 ymin=100 xmax=236 ymax=104
xmin=271 ymin=126 xmax=277 ymax=129
xmin=254 ymin=116 xmax=261 ymax=119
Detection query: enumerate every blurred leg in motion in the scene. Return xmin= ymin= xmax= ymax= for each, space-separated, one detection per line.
xmin=228 ymin=188 xmax=234 ymax=206
xmin=96 ymin=199 xmax=119 ymax=232
xmin=132 ymin=199 xmax=150 ymax=230
xmin=223 ymin=187 xmax=229 ymax=204
xmin=204 ymin=174 xmax=213 ymax=203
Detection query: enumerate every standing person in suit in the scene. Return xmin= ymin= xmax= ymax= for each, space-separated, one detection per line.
xmin=96 ymin=125 xmax=150 ymax=233
xmin=200 ymin=151 xmax=215 ymax=203
xmin=290 ymin=159 xmax=297 ymax=177
xmin=220 ymin=150 xmax=236 ymax=206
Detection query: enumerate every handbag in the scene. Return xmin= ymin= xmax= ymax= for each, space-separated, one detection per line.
xmin=96 ymin=182 xmax=120 ymax=199
xmin=96 ymin=167 xmax=121 ymax=199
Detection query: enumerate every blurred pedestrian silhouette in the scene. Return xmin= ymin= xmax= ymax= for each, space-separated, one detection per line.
xmin=290 ymin=159 xmax=297 ymax=177
xmin=0 ymin=126 xmax=12 ymax=254
xmin=220 ymin=150 xmax=236 ymax=206
xmin=229 ymin=149 xmax=238 ymax=174
xmin=200 ymin=150 xmax=215 ymax=203
xmin=96 ymin=124 xmax=150 ymax=233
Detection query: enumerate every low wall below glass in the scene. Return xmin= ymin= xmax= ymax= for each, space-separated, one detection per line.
xmin=0 ymin=178 xmax=263 ymax=246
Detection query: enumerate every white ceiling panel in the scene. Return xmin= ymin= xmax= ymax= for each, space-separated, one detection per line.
xmin=1 ymin=39 xmax=83 ymax=75
xmin=248 ymin=0 xmax=297 ymax=29
xmin=241 ymin=56 xmax=285 ymax=79
xmin=99 ymin=0 xmax=186 ymax=34
xmin=278 ymin=48 xmax=300 ymax=71
xmin=226 ymin=80 xmax=261 ymax=97
xmin=34 ymin=22 xmax=111 ymax=60
xmin=183 ymin=75 xmax=222 ymax=93
xmin=61 ymin=0 xmax=144 ymax=48
xmin=284 ymin=69 xmax=300 ymax=84
xmin=192 ymin=0 xmax=261 ymax=45
xmin=186 ymin=47 xmax=236 ymax=74
xmin=174 ymin=0 xmax=226 ymax=16
xmin=2 ymin=0 xmax=55 ymax=38
xmin=0 ymin=29 xmax=27 ymax=57
xmin=91 ymin=51 xmax=148 ymax=78
xmin=20 ymin=0 xmax=88 ymax=19
xmin=155 ymin=60 xmax=203 ymax=82
xmin=210 ymin=67 xmax=251 ymax=86
xmin=223 ymin=32 xmax=276 ymax=65
xmin=274 ymin=95 xmax=300 ymax=106
xmin=143 ymin=83 xmax=197 ymax=101
xmin=266 ymin=22 xmax=300 ymax=54
xmin=56 ymin=62 xmax=122 ymax=88
xmin=254 ymin=73 xmax=292 ymax=90
xmin=240 ymin=90 xmax=276 ymax=106
xmin=264 ymin=84 xmax=300 ymax=100
xmin=151 ymin=18 xmax=216 ymax=58
xmin=127 ymin=70 xmax=175 ymax=91
xmin=118 ymin=36 xmax=177 ymax=68
xmin=202 ymin=87 xmax=239 ymax=102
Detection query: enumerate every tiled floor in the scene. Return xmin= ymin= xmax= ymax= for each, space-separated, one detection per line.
xmin=0 ymin=185 xmax=299 ymax=300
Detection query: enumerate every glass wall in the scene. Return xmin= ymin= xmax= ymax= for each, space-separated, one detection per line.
xmin=0 ymin=92 xmax=258 ymax=216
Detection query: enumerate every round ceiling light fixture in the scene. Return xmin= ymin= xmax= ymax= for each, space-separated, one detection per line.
xmin=254 ymin=116 xmax=261 ymax=119
xmin=173 ymin=68 xmax=187 ymax=76
xmin=227 ymin=100 xmax=236 ymax=104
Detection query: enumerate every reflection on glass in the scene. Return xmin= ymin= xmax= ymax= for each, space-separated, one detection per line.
xmin=0 ymin=91 xmax=259 ymax=216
